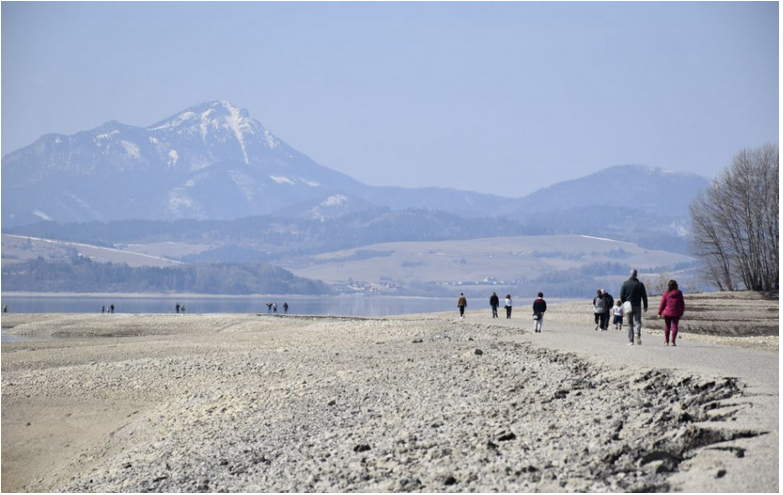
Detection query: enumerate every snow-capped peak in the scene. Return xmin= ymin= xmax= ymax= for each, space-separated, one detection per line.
xmin=146 ymin=101 xmax=281 ymax=162
xmin=149 ymin=101 xmax=252 ymax=133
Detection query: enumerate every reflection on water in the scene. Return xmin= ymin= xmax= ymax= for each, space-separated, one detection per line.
xmin=1 ymin=329 xmax=51 ymax=343
xmin=0 ymin=295 xmax=456 ymax=317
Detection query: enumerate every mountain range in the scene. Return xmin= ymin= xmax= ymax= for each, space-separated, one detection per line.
xmin=2 ymin=100 xmax=710 ymax=234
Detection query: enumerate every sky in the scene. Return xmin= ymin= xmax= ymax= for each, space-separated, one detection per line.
xmin=1 ymin=2 xmax=778 ymax=198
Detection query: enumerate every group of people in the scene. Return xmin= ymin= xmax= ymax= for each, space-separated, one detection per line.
xmin=175 ymin=303 xmax=186 ymax=313
xmin=266 ymin=302 xmax=289 ymax=314
xmin=609 ymin=268 xmax=686 ymax=346
xmin=457 ymin=291 xmax=548 ymax=333
xmin=592 ymin=289 xmax=616 ymax=331
xmin=101 ymin=304 xmax=115 ymax=314
xmin=488 ymin=292 xmax=514 ymax=319
xmin=455 ymin=268 xmax=685 ymax=346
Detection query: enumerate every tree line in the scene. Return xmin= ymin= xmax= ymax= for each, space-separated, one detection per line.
xmin=1 ymin=257 xmax=331 ymax=295
xmin=690 ymin=143 xmax=778 ymax=292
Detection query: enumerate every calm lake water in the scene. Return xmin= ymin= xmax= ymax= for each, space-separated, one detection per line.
xmin=0 ymin=295 xmax=457 ymax=317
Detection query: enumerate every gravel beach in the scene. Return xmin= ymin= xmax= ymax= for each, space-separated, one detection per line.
xmin=1 ymin=302 xmax=778 ymax=492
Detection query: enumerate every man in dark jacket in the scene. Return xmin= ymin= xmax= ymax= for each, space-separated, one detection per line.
xmin=533 ymin=292 xmax=547 ymax=333
xmin=620 ymin=269 xmax=648 ymax=345
xmin=489 ymin=292 xmax=500 ymax=318
xmin=601 ymin=290 xmax=614 ymax=330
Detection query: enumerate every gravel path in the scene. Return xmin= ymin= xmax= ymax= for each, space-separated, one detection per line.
xmin=1 ymin=308 xmax=778 ymax=492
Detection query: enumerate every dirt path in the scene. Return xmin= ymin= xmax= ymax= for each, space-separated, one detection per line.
xmin=494 ymin=316 xmax=778 ymax=492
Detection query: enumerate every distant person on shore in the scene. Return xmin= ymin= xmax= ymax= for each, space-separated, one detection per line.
xmin=658 ymin=280 xmax=685 ymax=346
xmin=612 ymin=300 xmax=623 ymax=330
xmin=176 ymin=303 xmax=180 ymax=314
xmin=273 ymin=302 xmax=278 ymax=313
xmin=489 ymin=292 xmax=500 ymax=318
xmin=533 ymin=292 xmax=547 ymax=333
xmin=457 ymin=293 xmax=467 ymax=319
xmin=283 ymin=302 xmax=289 ymax=314
xmin=110 ymin=304 xmax=115 ymax=314
xmin=181 ymin=305 xmax=186 ymax=313
xmin=102 ymin=306 xmax=105 ymax=314
xmin=3 ymin=304 xmax=7 ymax=313
xmin=620 ymin=269 xmax=648 ymax=345
xmin=504 ymin=294 xmax=512 ymax=319
xmin=266 ymin=302 xmax=273 ymax=314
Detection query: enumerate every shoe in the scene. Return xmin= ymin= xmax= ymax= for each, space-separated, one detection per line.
xmin=595 ymin=325 xmax=599 ymax=331
xmin=672 ymin=342 xmax=676 ymax=347
xmin=665 ymin=342 xmax=669 ymax=346
xmin=627 ymin=342 xmax=634 ymax=346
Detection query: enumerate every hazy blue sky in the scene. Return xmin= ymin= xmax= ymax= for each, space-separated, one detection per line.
xmin=2 ymin=2 xmax=778 ymax=197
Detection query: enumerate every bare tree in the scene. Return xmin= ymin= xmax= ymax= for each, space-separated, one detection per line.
xmin=690 ymin=144 xmax=779 ymax=292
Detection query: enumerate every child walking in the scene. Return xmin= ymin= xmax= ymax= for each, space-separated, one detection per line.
xmin=612 ymin=300 xmax=623 ymax=330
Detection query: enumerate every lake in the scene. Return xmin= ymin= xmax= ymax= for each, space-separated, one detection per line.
xmin=0 ymin=294 xmax=458 ymax=317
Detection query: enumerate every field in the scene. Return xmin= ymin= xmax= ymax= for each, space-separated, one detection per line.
xmin=1 ymin=234 xmax=183 ymax=268
xmin=282 ymin=235 xmax=697 ymax=294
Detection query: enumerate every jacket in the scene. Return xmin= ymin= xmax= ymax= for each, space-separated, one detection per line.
xmin=620 ymin=276 xmax=648 ymax=310
xmin=593 ymin=295 xmax=606 ymax=313
xmin=533 ymin=298 xmax=547 ymax=314
xmin=603 ymin=292 xmax=614 ymax=309
xmin=658 ymin=289 xmax=685 ymax=318
xmin=490 ymin=294 xmax=499 ymax=307
xmin=457 ymin=296 xmax=467 ymax=308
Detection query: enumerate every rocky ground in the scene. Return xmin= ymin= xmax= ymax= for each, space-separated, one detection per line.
xmin=1 ymin=298 xmax=778 ymax=492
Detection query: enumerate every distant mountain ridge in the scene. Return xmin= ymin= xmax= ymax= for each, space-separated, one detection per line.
xmin=503 ymin=164 xmax=708 ymax=216
xmin=2 ymin=100 xmax=710 ymax=233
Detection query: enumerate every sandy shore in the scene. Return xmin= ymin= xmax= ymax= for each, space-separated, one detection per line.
xmin=1 ymin=305 xmax=778 ymax=492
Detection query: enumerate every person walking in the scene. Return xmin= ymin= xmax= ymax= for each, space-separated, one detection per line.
xmin=533 ymin=292 xmax=547 ymax=333
xmin=175 ymin=303 xmax=180 ymax=314
xmin=612 ymin=300 xmax=623 ymax=330
xmin=457 ymin=293 xmax=467 ymax=319
xmin=504 ymin=294 xmax=513 ymax=319
xmin=601 ymin=290 xmax=614 ymax=330
xmin=658 ymin=280 xmax=685 ymax=346
xmin=489 ymin=292 xmax=500 ymax=318
xmin=593 ymin=289 xmax=606 ymax=331
xmin=620 ymin=269 xmax=648 ymax=345
xmin=110 ymin=304 xmax=115 ymax=314
xmin=283 ymin=302 xmax=289 ymax=314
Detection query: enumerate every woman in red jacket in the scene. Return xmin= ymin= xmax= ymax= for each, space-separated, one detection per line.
xmin=658 ymin=279 xmax=685 ymax=346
